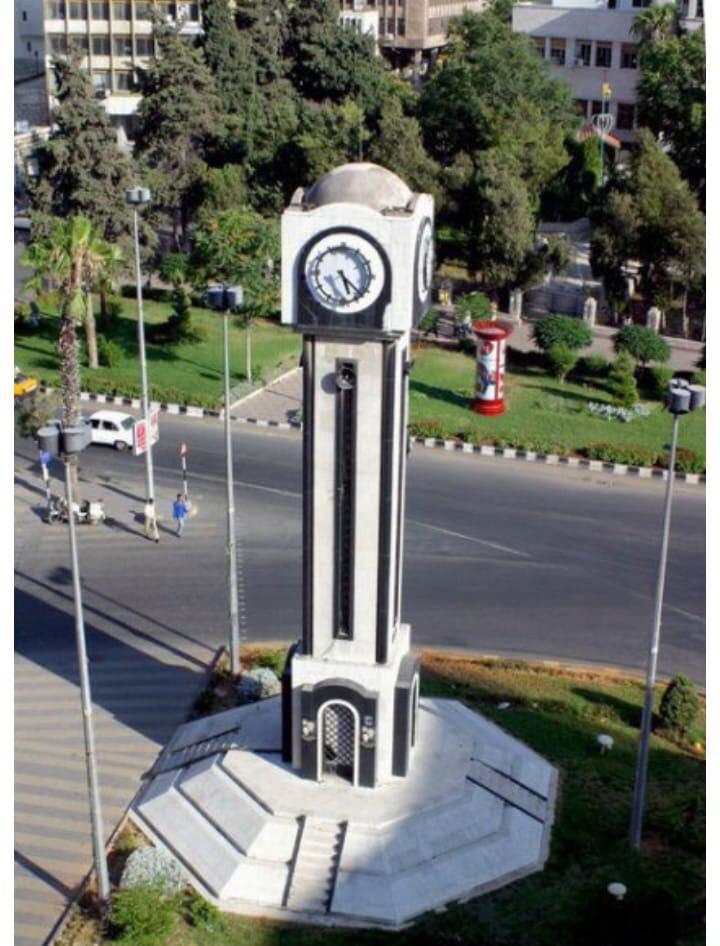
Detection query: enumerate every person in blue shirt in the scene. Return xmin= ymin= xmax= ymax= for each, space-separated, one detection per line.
xmin=173 ymin=493 xmax=188 ymax=537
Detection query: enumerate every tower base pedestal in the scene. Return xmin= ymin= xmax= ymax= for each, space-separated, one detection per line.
xmin=132 ymin=696 xmax=557 ymax=929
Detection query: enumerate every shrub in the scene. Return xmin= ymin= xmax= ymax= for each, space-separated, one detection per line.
xmin=455 ymin=291 xmax=492 ymax=323
xmin=609 ymin=351 xmax=638 ymax=408
xmin=458 ymin=336 xmax=476 ymax=355
xmin=586 ymin=401 xmax=650 ymax=423
xmin=691 ymin=369 xmax=706 ymax=387
xmin=182 ymin=889 xmax=222 ymax=932
xmin=408 ymin=419 xmax=450 ymax=439
xmin=417 ymin=309 xmax=438 ymax=334
xmin=546 ymin=343 xmax=578 ymax=383
xmin=506 ymin=346 xmax=546 ymax=371
xmin=641 ymin=364 xmax=673 ymax=400
xmin=583 ymin=442 xmax=660 ymax=467
xmin=659 ymin=674 xmax=700 ymax=736
xmin=110 ymin=884 xmax=178 ymax=945
xmin=97 ymin=335 xmax=122 ymax=368
xmin=532 ymin=315 xmax=592 ymax=353
xmin=614 ymin=325 xmax=670 ymax=365
xmin=696 ymin=345 xmax=705 ymax=371
xmin=576 ymin=354 xmax=610 ymax=377
xmin=254 ymin=651 xmax=286 ymax=677
xmin=657 ymin=447 xmax=705 ymax=474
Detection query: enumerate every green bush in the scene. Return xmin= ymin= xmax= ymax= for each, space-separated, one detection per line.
xmin=657 ymin=447 xmax=705 ymax=474
xmin=110 ymin=883 xmax=178 ymax=945
xmin=417 ymin=309 xmax=438 ymax=334
xmin=253 ymin=651 xmax=286 ymax=677
xmin=609 ymin=351 xmax=639 ymax=408
xmin=455 ymin=291 xmax=492 ymax=323
xmin=659 ymin=675 xmax=700 ymax=736
xmin=583 ymin=442 xmax=659 ymax=467
xmin=691 ymin=369 xmax=706 ymax=387
xmin=532 ymin=315 xmax=592 ymax=353
xmin=641 ymin=364 xmax=673 ymax=400
xmin=182 ymin=889 xmax=223 ymax=932
xmin=614 ymin=325 xmax=671 ymax=365
xmin=546 ymin=343 xmax=578 ymax=383
xmin=97 ymin=335 xmax=122 ymax=368
xmin=408 ymin=419 xmax=452 ymax=439
xmin=576 ymin=354 xmax=610 ymax=377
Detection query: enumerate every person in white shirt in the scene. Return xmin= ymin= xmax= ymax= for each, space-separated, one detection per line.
xmin=144 ymin=498 xmax=160 ymax=543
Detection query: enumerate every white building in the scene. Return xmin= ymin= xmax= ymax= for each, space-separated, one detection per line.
xmin=512 ymin=0 xmax=704 ymax=144
xmin=15 ymin=1 xmax=202 ymax=143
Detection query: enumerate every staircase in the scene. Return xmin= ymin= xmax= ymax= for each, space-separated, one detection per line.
xmin=285 ymin=818 xmax=346 ymax=914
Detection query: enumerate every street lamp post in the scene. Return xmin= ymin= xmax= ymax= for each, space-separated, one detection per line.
xmin=36 ymin=420 xmax=111 ymax=906
xmin=592 ymin=82 xmax=614 ymax=187
xmin=126 ymin=186 xmax=155 ymax=505
xmin=628 ymin=378 xmax=705 ymax=850
xmin=206 ymin=285 xmax=244 ymax=676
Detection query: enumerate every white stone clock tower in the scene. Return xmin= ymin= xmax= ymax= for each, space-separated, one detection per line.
xmin=280 ymin=163 xmax=434 ymax=787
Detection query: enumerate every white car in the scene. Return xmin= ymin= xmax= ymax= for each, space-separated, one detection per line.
xmin=88 ymin=410 xmax=135 ymax=451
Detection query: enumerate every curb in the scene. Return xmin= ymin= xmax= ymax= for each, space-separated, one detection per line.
xmin=42 ymin=387 xmax=704 ymax=486
xmin=408 ymin=436 xmax=705 ymax=486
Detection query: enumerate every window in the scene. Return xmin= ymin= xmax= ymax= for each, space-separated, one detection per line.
xmin=92 ymin=70 xmax=112 ymax=91
xmin=48 ymin=34 xmax=67 ymax=53
xmin=697 ymin=0 xmax=704 ymax=16
xmin=91 ymin=1 xmax=109 ymax=16
xmin=68 ymin=35 xmax=89 ymax=51
xmin=574 ymin=99 xmax=588 ymax=118
xmin=46 ymin=1 xmax=66 ymax=16
xmin=92 ymin=35 xmax=110 ymax=54
xmin=26 ymin=42 xmax=32 ymax=52
xmin=595 ymin=43 xmax=612 ymax=68
xmin=121 ymin=417 xmax=135 ymax=430
xmin=591 ymin=100 xmax=604 ymax=116
xmin=113 ymin=36 xmax=133 ymax=56
xmin=102 ymin=420 xmax=118 ymax=431
xmin=135 ymin=1 xmax=153 ymax=16
xmin=575 ymin=40 xmax=591 ymax=66
xmin=550 ymin=38 xmax=566 ymax=66
xmin=115 ymin=71 xmax=134 ymax=92
xmin=632 ymin=1 xmax=652 ymax=8
xmin=621 ymin=44 xmax=638 ymax=69
xmin=608 ymin=0 xmax=616 ymax=7
xmin=134 ymin=36 xmax=155 ymax=56
xmin=69 ymin=1 xmax=87 ymax=17
xmin=156 ymin=3 xmax=177 ymax=17
xmin=616 ymin=103 xmax=636 ymax=130
xmin=378 ymin=16 xmax=385 ymax=33
xmin=397 ymin=18 xmax=405 ymax=36
xmin=112 ymin=1 xmax=131 ymax=19
xmin=532 ymin=37 xmax=545 ymax=57
xmin=22 ymin=11 xmax=28 ymax=20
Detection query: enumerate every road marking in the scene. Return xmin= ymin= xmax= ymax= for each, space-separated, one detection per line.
xmin=663 ymin=602 xmax=705 ymax=624
xmin=406 ymin=519 xmax=531 ymax=559
xmin=154 ymin=465 xmax=301 ymax=499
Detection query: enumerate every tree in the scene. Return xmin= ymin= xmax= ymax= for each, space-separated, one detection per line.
xmin=636 ymin=27 xmax=705 ymax=204
xmin=613 ymin=325 xmax=670 ymax=366
xmin=590 ymin=134 xmax=705 ymax=319
xmin=546 ymin=343 xmax=578 ymax=384
xmin=658 ymin=675 xmax=700 ymax=737
xmin=28 ymin=52 xmax=133 ymax=244
xmin=630 ymin=3 xmax=678 ymax=44
xmin=368 ymin=94 xmax=439 ymax=197
xmin=293 ymin=99 xmax=369 ymax=182
xmin=190 ymin=208 xmax=280 ymax=382
xmin=22 ymin=217 xmax=121 ymax=485
xmin=134 ymin=19 xmax=219 ymax=249
xmin=609 ymin=351 xmax=639 ymax=408
xmin=533 ymin=315 xmax=592 ymax=353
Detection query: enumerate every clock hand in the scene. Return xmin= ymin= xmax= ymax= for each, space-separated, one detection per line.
xmin=338 ymin=270 xmax=359 ymax=297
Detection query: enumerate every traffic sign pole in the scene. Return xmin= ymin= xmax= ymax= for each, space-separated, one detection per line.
xmin=180 ymin=442 xmax=189 ymax=497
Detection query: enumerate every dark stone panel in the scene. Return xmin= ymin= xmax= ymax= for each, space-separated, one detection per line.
xmin=392 ymin=653 xmax=420 ymax=777
xmin=376 ymin=342 xmax=397 ymax=664
xmin=281 ymin=641 xmax=300 ymax=763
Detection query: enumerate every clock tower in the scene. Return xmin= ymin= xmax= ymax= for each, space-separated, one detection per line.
xmin=280 ymin=163 xmax=434 ymax=788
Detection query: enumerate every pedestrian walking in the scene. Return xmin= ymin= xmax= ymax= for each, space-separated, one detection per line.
xmin=144 ymin=498 xmax=159 ymax=543
xmin=173 ymin=493 xmax=188 ymax=537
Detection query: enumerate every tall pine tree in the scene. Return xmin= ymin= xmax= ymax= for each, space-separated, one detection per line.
xmin=134 ymin=19 xmax=219 ymax=248
xmin=28 ymin=52 xmax=133 ymax=244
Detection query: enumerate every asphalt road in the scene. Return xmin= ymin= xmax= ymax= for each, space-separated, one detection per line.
xmin=14 ymin=414 xmax=706 ymax=683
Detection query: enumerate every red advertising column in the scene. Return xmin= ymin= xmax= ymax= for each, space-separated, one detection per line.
xmin=472 ymin=321 xmax=512 ymax=416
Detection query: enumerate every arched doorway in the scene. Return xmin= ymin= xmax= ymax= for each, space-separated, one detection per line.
xmin=318 ymin=701 xmax=358 ymax=785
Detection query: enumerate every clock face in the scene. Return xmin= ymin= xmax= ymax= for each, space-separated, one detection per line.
xmin=417 ymin=219 xmax=434 ymax=304
xmin=304 ymin=233 xmax=386 ymax=315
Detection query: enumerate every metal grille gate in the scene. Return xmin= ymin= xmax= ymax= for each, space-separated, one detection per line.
xmin=322 ymin=703 xmax=355 ymax=783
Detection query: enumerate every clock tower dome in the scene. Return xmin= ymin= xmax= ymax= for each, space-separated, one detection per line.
xmin=280 ymin=164 xmax=434 ymax=787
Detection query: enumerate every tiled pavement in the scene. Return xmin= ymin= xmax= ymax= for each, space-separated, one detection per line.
xmin=14 ymin=474 xmax=222 ymax=946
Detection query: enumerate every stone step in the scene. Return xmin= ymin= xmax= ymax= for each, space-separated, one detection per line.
xmin=466 ymin=760 xmax=548 ymax=822
xmin=284 ymin=818 xmax=346 ymax=914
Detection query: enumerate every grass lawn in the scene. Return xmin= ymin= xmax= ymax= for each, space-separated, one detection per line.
xmin=409 ymin=345 xmax=706 ymax=464
xmin=14 ymin=296 xmax=301 ymax=409
xmin=60 ymin=652 xmax=704 ymax=946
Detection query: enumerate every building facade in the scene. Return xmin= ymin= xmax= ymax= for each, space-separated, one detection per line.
xmin=338 ymin=1 xmax=488 ymax=65
xmin=15 ymin=1 xmax=202 ymax=142
xmin=512 ymin=0 xmax=704 ymax=144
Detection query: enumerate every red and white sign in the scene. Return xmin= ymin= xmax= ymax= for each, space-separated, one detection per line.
xmin=179 ymin=441 xmax=187 ymax=457
xmin=472 ymin=321 xmax=512 ymax=416
xmin=133 ymin=409 xmax=160 ymax=456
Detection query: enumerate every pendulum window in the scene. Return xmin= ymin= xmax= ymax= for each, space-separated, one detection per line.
xmin=334 ymin=360 xmax=357 ymax=640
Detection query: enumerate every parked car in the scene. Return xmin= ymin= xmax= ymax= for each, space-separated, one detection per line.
xmin=14 ymin=369 xmax=38 ymax=401
xmin=88 ymin=410 xmax=135 ymax=451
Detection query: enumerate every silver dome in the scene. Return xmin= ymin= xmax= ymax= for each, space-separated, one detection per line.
xmin=304 ymin=162 xmax=413 ymax=212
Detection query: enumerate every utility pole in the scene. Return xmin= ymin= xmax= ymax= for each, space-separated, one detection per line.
xmin=629 ymin=379 xmax=705 ymax=849
xmin=126 ymin=186 xmax=155 ymax=505
xmin=206 ymin=285 xmax=244 ymax=675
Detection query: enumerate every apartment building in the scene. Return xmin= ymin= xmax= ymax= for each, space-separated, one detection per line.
xmin=512 ymin=1 xmax=704 ymax=144
xmin=15 ymin=1 xmax=202 ymax=142
xmin=338 ymin=1 xmax=488 ymax=66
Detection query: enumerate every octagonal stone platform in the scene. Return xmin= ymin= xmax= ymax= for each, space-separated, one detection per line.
xmin=131 ymin=696 xmax=557 ymax=928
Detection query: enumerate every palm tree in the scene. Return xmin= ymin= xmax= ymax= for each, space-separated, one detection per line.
xmin=631 ymin=3 xmax=679 ymax=44
xmin=22 ymin=216 xmax=123 ymax=427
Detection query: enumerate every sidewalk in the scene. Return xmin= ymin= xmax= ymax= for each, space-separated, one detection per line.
xmin=14 ymin=473 xmax=219 ymax=945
